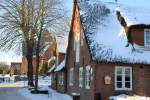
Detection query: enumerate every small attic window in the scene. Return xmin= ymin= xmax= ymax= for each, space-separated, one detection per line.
xmin=144 ymin=29 xmax=150 ymax=46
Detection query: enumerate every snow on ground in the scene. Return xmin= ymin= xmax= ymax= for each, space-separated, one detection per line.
xmin=17 ymin=76 xmax=72 ymax=100
xmin=0 ymin=76 xmax=51 ymax=87
xmin=0 ymin=81 xmax=28 ymax=87
xmin=37 ymin=76 xmax=51 ymax=86
xmin=109 ymin=94 xmax=150 ymax=100
xmin=18 ymin=86 xmax=72 ymax=100
xmin=0 ymin=75 xmax=72 ymax=100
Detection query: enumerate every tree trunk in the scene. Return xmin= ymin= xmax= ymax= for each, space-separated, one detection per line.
xmin=34 ymin=17 xmax=44 ymax=91
xmin=35 ymin=42 xmax=40 ymax=91
xmin=27 ymin=41 xmax=34 ymax=87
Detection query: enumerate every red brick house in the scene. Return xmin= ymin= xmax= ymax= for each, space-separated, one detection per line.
xmin=21 ymin=56 xmax=37 ymax=74
xmin=66 ymin=0 xmax=150 ymax=100
xmin=11 ymin=62 xmax=22 ymax=75
xmin=21 ymin=30 xmax=56 ymax=74
xmin=39 ymin=31 xmax=57 ymax=67
xmin=51 ymin=53 xmax=66 ymax=93
xmin=49 ymin=35 xmax=68 ymax=93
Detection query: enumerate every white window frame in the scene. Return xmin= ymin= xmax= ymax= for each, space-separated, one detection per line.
xmin=79 ymin=67 xmax=83 ymax=88
xmin=69 ymin=68 xmax=74 ymax=86
xmin=85 ymin=65 xmax=91 ymax=89
xmin=115 ymin=66 xmax=132 ymax=91
xmin=144 ymin=29 xmax=150 ymax=46
xmin=61 ymin=72 xmax=64 ymax=85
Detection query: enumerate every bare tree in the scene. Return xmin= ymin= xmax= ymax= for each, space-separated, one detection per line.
xmin=0 ymin=62 xmax=10 ymax=74
xmin=0 ymin=0 xmax=68 ymax=88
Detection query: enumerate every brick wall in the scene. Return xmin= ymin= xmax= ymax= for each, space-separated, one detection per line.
xmin=66 ymin=3 xmax=94 ymax=100
xmin=94 ymin=62 xmax=150 ymax=100
xmin=21 ymin=56 xmax=36 ymax=74
xmin=131 ymin=28 xmax=144 ymax=46
xmin=56 ymin=71 xmax=67 ymax=93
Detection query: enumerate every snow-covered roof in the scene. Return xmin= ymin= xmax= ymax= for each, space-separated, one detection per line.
xmin=48 ymin=64 xmax=56 ymax=73
xmin=40 ymin=42 xmax=50 ymax=56
xmin=116 ymin=6 xmax=150 ymax=26
xmin=56 ymin=35 xmax=68 ymax=53
xmin=54 ymin=58 xmax=66 ymax=72
xmin=77 ymin=0 xmax=150 ymax=64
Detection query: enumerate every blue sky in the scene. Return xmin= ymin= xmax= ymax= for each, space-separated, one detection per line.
xmin=0 ymin=51 xmax=22 ymax=65
xmin=63 ymin=0 xmax=73 ymax=16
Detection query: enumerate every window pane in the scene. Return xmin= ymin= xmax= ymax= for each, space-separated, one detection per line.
xmin=117 ymin=82 xmax=122 ymax=88
xmin=125 ymin=68 xmax=130 ymax=75
xmin=69 ymin=68 xmax=74 ymax=85
xmin=117 ymin=68 xmax=122 ymax=75
xmin=146 ymin=30 xmax=150 ymax=45
xmin=86 ymin=66 xmax=90 ymax=89
xmin=79 ymin=68 xmax=83 ymax=87
xmin=125 ymin=76 xmax=130 ymax=81
xmin=117 ymin=76 xmax=122 ymax=81
xmin=125 ymin=82 xmax=130 ymax=88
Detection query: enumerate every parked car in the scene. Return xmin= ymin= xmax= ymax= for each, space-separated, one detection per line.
xmin=4 ymin=74 xmax=11 ymax=82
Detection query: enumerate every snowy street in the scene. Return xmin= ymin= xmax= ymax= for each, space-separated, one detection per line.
xmin=0 ymin=86 xmax=72 ymax=100
xmin=18 ymin=87 xmax=72 ymax=100
xmin=0 ymin=87 xmax=28 ymax=100
xmin=0 ymin=76 xmax=72 ymax=100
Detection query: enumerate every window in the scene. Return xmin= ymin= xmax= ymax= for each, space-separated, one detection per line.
xmin=115 ymin=67 xmax=132 ymax=90
xmin=76 ymin=40 xmax=80 ymax=62
xmin=58 ymin=76 xmax=60 ymax=84
xmin=59 ymin=72 xmax=64 ymax=85
xmin=79 ymin=67 xmax=83 ymax=87
xmin=85 ymin=65 xmax=91 ymax=89
xmin=69 ymin=68 xmax=74 ymax=86
xmin=58 ymin=75 xmax=62 ymax=85
xmin=52 ymin=74 xmax=56 ymax=82
xmin=74 ymin=33 xmax=80 ymax=62
xmin=144 ymin=29 xmax=150 ymax=46
xmin=61 ymin=73 xmax=64 ymax=85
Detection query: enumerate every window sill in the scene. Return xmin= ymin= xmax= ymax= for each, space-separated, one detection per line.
xmin=115 ymin=88 xmax=132 ymax=91
xmin=69 ymin=84 xmax=73 ymax=87
xmin=85 ymin=86 xmax=90 ymax=89
xmin=79 ymin=85 xmax=83 ymax=88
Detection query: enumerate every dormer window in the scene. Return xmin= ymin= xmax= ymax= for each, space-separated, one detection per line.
xmin=144 ymin=29 xmax=150 ymax=46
